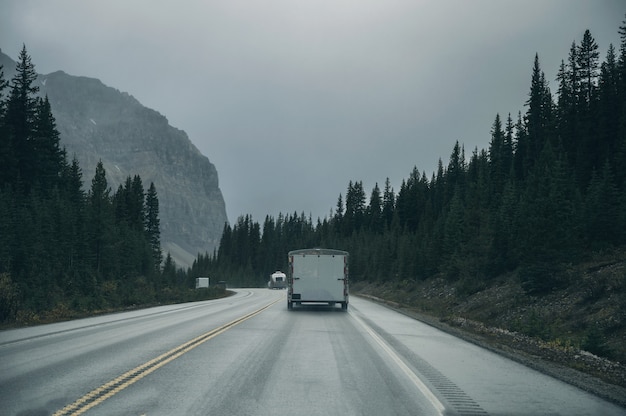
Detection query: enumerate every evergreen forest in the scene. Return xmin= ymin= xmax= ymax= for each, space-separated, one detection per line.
xmin=192 ymin=23 xmax=626 ymax=301
xmin=0 ymin=46 xmax=223 ymax=325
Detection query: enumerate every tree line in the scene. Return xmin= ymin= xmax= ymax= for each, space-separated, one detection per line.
xmin=0 ymin=46 xmax=221 ymax=324
xmin=192 ymin=22 xmax=626 ymax=294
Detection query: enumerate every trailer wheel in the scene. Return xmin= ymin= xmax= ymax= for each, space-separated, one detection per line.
xmin=287 ymin=301 xmax=293 ymax=310
xmin=341 ymin=302 xmax=348 ymax=311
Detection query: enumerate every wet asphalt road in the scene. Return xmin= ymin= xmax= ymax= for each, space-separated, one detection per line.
xmin=0 ymin=288 xmax=624 ymax=416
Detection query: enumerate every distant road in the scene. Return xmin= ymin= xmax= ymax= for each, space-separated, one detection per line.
xmin=0 ymin=289 xmax=623 ymax=415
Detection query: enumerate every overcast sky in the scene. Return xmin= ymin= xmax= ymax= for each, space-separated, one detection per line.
xmin=1 ymin=1 xmax=624 ymax=223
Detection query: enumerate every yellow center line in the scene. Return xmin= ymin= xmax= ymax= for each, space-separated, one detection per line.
xmin=53 ymin=297 xmax=283 ymax=416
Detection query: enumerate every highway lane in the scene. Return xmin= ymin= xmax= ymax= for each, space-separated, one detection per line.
xmin=0 ymin=289 xmax=624 ymax=415
xmin=0 ymin=290 xmax=280 ymax=415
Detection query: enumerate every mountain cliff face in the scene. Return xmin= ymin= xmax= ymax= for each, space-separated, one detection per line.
xmin=1 ymin=51 xmax=228 ymax=268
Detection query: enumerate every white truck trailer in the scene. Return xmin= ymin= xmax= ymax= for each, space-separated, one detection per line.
xmin=287 ymin=248 xmax=349 ymax=310
xmin=195 ymin=277 xmax=209 ymax=289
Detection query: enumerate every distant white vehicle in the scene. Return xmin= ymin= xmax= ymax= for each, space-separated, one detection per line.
xmin=287 ymin=248 xmax=349 ymax=310
xmin=268 ymin=271 xmax=287 ymax=289
xmin=195 ymin=277 xmax=209 ymax=289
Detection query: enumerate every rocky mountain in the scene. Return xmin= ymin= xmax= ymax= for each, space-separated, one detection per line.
xmin=1 ymin=50 xmax=228 ymax=268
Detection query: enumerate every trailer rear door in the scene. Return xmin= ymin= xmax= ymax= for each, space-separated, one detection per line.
xmin=292 ymin=253 xmax=345 ymax=302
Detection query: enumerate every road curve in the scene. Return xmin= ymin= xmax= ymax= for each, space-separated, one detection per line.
xmin=0 ymin=289 xmax=623 ymax=416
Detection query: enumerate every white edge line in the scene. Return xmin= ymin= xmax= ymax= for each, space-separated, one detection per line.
xmin=349 ymin=311 xmax=445 ymax=415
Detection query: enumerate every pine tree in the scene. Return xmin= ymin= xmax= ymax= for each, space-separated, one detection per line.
xmin=556 ymin=58 xmax=577 ymax=168
xmin=556 ymin=42 xmax=583 ymax=176
xmin=0 ymin=64 xmax=11 ymax=187
xmin=260 ymin=215 xmax=280 ymax=273
xmin=343 ymin=181 xmax=366 ymax=235
xmin=619 ymin=15 xmax=626 ymax=75
xmin=248 ymin=220 xmax=261 ymax=273
xmin=33 ymin=96 xmax=65 ymax=191
xmin=525 ymin=54 xmax=553 ymax=172
xmin=87 ymin=161 xmax=112 ymax=274
xmin=446 ymin=141 xmax=465 ymax=200
xmin=396 ymin=167 xmax=428 ymax=233
xmin=217 ymin=222 xmax=233 ymax=265
xmin=367 ymin=183 xmax=383 ymax=233
xmin=162 ymin=252 xmax=177 ymax=286
xmin=59 ymin=156 xmax=86 ymax=272
xmin=145 ymin=182 xmax=161 ymax=272
xmin=512 ymin=112 xmax=528 ymax=182
xmin=567 ymin=41 xmax=581 ymax=106
xmin=526 ymin=54 xmax=544 ymax=160
xmin=503 ymin=113 xmax=514 ymax=179
xmin=488 ymin=114 xmax=506 ymax=196
xmin=576 ymin=30 xmax=601 ymax=183
xmin=333 ymin=193 xmax=344 ymax=234
xmin=381 ymin=178 xmax=395 ymax=229
xmin=129 ymin=175 xmax=145 ymax=231
xmin=597 ymin=45 xmax=622 ymax=185
xmin=577 ymin=30 xmax=600 ymax=107
xmin=5 ymin=45 xmax=40 ymax=191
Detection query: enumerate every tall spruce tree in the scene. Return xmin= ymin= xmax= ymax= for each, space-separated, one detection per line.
xmin=129 ymin=175 xmax=145 ymax=231
xmin=5 ymin=45 xmax=39 ymax=192
xmin=446 ymin=141 xmax=466 ymax=200
xmin=381 ymin=178 xmax=395 ymax=229
xmin=343 ymin=181 xmax=366 ymax=235
xmin=0 ymin=64 xmax=11 ymax=187
xmin=512 ymin=112 xmax=528 ymax=182
xmin=217 ymin=222 xmax=233 ymax=265
xmin=557 ymin=42 xmax=583 ymax=176
xmin=488 ymin=114 xmax=506 ymax=196
xmin=525 ymin=54 xmax=553 ymax=172
xmin=367 ymin=183 xmax=383 ymax=233
xmin=503 ymin=113 xmax=514 ymax=179
xmin=87 ymin=161 xmax=112 ymax=275
xmin=597 ymin=45 xmax=621 ymax=185
xmin=577 ymin=30 xmax=600 ymax=107
xmin=556 ymin=58 xmax=576 ymax=167
xmin=33 ymin=96 xmax=65 ymax=191
xmin=333 ymin=193 xmax=344 ymax=234
xmin=576 ymin=30 xmax=601 ymax=182
xmin=145 ymin=182 xmax=161 ymax=272
xmin=60 ymin=156 xmax=86 ymax=272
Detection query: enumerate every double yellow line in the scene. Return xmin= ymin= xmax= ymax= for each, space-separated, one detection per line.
xmin=54 ymin=297 xmax=282 ymax=415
